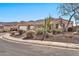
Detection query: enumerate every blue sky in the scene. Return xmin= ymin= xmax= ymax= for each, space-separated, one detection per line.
xmin=0 ymin=3 xmax=61 ymax=22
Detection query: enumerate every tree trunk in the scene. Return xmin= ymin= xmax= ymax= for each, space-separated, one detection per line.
xmin=75 ymin=19 xmax=77 ymax=32
xmin=65 ymin=13 xmax=75 ymax=31
xmin=41 ymin=19 xmax=47 ymax=41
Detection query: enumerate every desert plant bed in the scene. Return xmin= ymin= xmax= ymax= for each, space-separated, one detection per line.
xmin=11 ymin=32 xmax=79 ymax=44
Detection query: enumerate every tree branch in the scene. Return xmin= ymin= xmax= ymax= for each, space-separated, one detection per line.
xmin=66 ymin=12 xmax=75 ymax=30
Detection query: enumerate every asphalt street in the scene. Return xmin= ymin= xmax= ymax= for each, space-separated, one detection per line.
xmin=0 ymin=37 xmax=79 ymax=56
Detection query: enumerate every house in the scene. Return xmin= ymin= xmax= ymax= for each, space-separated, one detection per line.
xmin=17 ymin=17 xmax=73 ymax=31
xmin=0 ymin=17 xmax=73 ymax=32
xmin=2 ymin=23 xmax=18 ymax=31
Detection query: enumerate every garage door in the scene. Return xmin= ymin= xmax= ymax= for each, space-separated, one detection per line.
xmin=19 ymin=26 xmax=28 ymax=31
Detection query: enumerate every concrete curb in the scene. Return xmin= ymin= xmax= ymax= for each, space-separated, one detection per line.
xmin=1 ymin=33 xmax=79 ymax=49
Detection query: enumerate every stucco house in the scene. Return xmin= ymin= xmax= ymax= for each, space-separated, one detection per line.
xmin=0 ymin=17 xmax=73 ymax=32
xmin=17 ymin=18 xmax=73 ymax=31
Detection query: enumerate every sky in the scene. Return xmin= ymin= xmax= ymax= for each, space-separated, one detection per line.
xmin=0 ymin=3 xmax=61 ymax=22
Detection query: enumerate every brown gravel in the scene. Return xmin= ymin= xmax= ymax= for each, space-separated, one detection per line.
xmin=12 ymin=32 xmax=79 ymax=44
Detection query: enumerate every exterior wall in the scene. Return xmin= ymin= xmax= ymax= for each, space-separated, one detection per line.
xmin=18 ymin=25 xmax=35 ymax=31
xmin=30 ymin=26 xmax=35 ymax=30
xmin=19 ymin=26 xmax=28 ymax=31
xmin=50 ymin=19 xmax=73 ymax=30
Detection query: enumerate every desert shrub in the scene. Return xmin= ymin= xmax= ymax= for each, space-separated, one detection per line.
xmin=18 ymin=30 xmax=25 ymax=35
xmin=52 ymin=29 xmax=62 ymax=34
xmin=2 ymin=30 xmax=10 ymax=32
xmin=10 ymin=28 xmax=17 ymax=31
xmin=36 ymin=28 xmax=44 ymax=35
xmin=25 ymin=30 xmax=36 ymax=39
xmin=52 ymin=30 xmax=56 ymax=34
xmin=56 ymin=29 xmax=62 ymax=33
xmin=10 ymin=31 xmax=16 ymax=36
xmin=10 ymin=31 xmax=20 ymax=36
xmin=47 ymin=30 xmax=52 ymax=33
xmin=45 ymin=33 xmax=50 ymax=38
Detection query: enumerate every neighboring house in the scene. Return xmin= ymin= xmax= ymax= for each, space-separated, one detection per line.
xmin=3 ymin=24 xmax=18 ymax=31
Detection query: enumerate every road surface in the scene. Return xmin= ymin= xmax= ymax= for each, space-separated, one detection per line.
xmin=1 ymin=38 xmax=79 ymax=56
xmin=0 ymin=33 xmax=79 ymax=56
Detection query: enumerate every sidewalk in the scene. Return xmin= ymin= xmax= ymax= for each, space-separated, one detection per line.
xmin=1 ymin=33 xmax=79 ymax=49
